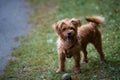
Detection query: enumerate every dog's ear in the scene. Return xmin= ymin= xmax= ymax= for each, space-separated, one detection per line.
xmin=52 ymin=21 xmax=65 ymax=31
xmin=52 ymin=21 xmax=64 ymax=36
xmin=71 ymin=19 xmax=81 ymax=27
xmin=52 ymin=23 xmax=58 ymax=32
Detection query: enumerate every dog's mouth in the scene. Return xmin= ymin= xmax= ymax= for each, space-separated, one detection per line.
xmin=67 ymin=35 xmax=72 ymax=39
xmin=67 ymin=35 xmax=74 ymax=40
xmin=66 ymin=32 xmax=74 ymax=39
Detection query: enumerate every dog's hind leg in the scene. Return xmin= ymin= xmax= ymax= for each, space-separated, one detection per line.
xmin=93 ymin=37 xmax=105 ymax=63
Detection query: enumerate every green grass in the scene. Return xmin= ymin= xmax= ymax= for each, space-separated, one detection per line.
xmin=0 ymin=0 xmax=120 ymax=80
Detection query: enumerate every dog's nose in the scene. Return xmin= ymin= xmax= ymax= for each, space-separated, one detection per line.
xmin=67 ymin=32 xmax=71 ymax=36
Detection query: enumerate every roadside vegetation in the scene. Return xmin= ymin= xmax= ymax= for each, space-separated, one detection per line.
xmin=0 ymin=0 xmax=120 ymax=80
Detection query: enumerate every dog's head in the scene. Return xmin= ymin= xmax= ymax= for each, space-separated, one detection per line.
xmin=53 ymin=18 xmax=81 ymax=40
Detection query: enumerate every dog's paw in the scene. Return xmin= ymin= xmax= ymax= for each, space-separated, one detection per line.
xmin=74 ymin=70 xmax=81 ymax=74
xmin=81 ymin=59 xmax=88 ymax=63
xmin=56 ymin=69 xmax=65 ymax=74
xmin=100 ymin=59 xmax=107 ymax=64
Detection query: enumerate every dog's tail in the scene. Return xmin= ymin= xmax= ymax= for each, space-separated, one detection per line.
xmin=85 ymin=16 xmax=105 ymax=24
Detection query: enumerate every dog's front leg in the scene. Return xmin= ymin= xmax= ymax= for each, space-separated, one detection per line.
xmin=56 ymin=52 xmax=65 ymax=73
xmin=73 ymin=54 xmax=81 ymax=74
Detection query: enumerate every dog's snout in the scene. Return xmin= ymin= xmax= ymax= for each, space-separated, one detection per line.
xmin=67 ymin=32 xmax=71 ymax=36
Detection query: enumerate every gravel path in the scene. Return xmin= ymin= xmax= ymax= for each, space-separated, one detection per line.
xmin=0 ymin=0 xmax=31 ymax=75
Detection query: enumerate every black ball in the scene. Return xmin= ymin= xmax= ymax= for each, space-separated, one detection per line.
xmin=62 ymin=73 xmax=72 ymax=80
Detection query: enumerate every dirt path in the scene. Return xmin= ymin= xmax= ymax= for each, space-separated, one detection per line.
xmin=0 ymin=0 xmax=31 ymax=75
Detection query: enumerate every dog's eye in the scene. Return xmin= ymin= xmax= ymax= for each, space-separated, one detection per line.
xmin=62 ymin=28 xmax=66 ymax=31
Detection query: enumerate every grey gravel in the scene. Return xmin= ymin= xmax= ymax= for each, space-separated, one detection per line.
xmin=0 ymin=0 xmax=31 ymax=75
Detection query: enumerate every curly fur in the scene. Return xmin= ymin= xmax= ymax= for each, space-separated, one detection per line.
xmin=53 ymin=16 xmax=105 ymax=74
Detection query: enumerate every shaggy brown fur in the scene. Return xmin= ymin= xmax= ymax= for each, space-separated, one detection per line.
xmin=53 ymin=16 xmax=105 ymax=74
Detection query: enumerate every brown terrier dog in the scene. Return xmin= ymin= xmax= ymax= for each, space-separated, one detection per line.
xmin=53 ymin=16 xmax=105 ymax=74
